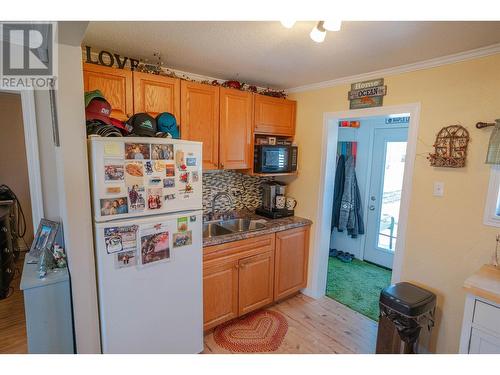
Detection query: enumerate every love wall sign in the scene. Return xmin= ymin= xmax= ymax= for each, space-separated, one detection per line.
xmin=84 ymin=46 xmax=140 ymax=71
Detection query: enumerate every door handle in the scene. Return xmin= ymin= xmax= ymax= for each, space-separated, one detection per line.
xmin=369 ymin=205 xmax=375 ymax=211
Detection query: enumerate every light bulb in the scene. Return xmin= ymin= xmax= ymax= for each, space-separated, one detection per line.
xmin=310 ymin=23 xmax=326 ymax=43
xmin=323 ymin=20 xmax=342 ymax=32
xmin=280 ymin=20 xmax=296 ymax=29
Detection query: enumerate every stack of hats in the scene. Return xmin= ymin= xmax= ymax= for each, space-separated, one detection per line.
xmin=85 ymin=90 xmax=130 ymax=137
xmin=126 ymin=112 xmax=180 ymax=139
xmin=84 ymin=90 xmax=181 ymax=139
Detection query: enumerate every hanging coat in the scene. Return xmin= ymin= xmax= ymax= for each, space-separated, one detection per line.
xmin=338 ymin=155 xmax=365 ymax=238
xmin=331 ymin=154 xmax=345 ymax=230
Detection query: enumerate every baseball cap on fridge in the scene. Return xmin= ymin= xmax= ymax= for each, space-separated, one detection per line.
xmin=84 ymin=90 xmax=106 ymax=107
xmin=156 ymin=112 xmax=180 ymax=139
xmin=126 ymin=113 xmax=157 ymax=137
xmin=85 ymin=98 xmax=112 ymax=125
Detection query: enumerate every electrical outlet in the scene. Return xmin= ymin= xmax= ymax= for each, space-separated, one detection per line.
xmin=433 ymin=182 xmax=444 ymax=197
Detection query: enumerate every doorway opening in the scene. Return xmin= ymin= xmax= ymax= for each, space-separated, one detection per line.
xmin=326 ymin=112 xmax=410 ymax=321
xmin=0 ymin=90 xmax=44 ymax=353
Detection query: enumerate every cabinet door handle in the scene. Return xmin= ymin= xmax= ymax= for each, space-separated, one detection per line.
xmin=221 ymin=162 xmax=224 ymax=169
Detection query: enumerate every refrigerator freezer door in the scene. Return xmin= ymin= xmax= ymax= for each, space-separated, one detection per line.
xmin=94 ymin=211 xmax=203 ymax=353
xmin=88 ymin=137 xmax=202 ymax=222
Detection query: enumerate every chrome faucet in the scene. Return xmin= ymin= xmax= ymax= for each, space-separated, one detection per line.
xmin=211 ymin=192 xmax=234 ymax=220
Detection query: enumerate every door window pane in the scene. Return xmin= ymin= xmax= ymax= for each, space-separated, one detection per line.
xmin=377 ymin=142 xmax=407 ymax=251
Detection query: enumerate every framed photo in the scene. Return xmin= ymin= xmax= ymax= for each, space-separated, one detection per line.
xmin=29 ymin=219 xmax=60 ymax=258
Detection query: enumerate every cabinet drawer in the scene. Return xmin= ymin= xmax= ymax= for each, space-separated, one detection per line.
xmin=473 ymin=300 xmax=500 ymax=336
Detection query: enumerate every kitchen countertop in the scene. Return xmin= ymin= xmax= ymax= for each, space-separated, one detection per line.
xmin=463 ymin=264 xmax=500 ymax=304
xmin=202 ymin=211 xmax=312 ymax=247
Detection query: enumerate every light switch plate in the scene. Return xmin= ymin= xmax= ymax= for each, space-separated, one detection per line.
xmin=433 ymin=181 xmax=445 ymax=197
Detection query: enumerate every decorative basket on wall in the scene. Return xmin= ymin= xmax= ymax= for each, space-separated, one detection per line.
xmin=428 ymin=125 xmax=470 ymax=168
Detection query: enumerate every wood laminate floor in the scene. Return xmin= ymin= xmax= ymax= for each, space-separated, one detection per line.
xmin=0 ymin=255 xmax=28 ymax=354
xmin=204 ymin=293 xmax=378 ymax=354
xmin=1 ymin=270 xmax=378 ymax=354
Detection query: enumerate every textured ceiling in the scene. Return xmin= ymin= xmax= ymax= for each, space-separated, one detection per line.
xmin=83 ymin=21 xmax=500 ymax=89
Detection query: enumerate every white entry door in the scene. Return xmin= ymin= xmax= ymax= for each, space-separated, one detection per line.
xmin=364 ymin=127 xmax=408 ymax=269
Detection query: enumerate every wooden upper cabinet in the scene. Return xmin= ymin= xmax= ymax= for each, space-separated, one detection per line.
xmin=82 ymin=63 xmax=133 ymax=121
xmin=254 ymin=94 xmax=296 ymax=136
xmin=219 ymin=88 xmax=253 ymax=170
xmin=181 ymin=81 xmax=220 ymax=170
xmin=238 ymin=251 xmax=274 ymax=316
xmin=203 ymin=257 xmax=239 ymax=331
xmin=133 ymin=71 xmax=180 ymax=120
xmin=274 ymin=226 xmax=310 ymax=301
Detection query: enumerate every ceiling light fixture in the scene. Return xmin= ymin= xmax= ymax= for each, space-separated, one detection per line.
xmin=310 ymin=21 xmax=326 ymax=43
xmin=323 ymin=20 xmax=342 ymax=32
xmin=280 ymin=20 xmax=296 ymax=29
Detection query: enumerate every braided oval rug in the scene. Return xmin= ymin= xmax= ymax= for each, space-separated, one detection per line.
xmin=213 ymin=310 xmax=288 ymax=353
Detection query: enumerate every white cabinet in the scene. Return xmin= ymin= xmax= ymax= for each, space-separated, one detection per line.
xmin=459 ymin=294 xmax=500 ymax=353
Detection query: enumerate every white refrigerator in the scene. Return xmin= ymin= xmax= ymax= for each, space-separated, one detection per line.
xmin=88 ymin=136 xmax=203 ymax=354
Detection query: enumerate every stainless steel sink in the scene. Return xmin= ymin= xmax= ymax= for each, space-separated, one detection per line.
xmin=202 ymin=218 xmax=267 ymax=239
xmin=203 ymin=222 xmax=233 ymax=238
xmin=219 ymin=218 xmax=266 ymax=233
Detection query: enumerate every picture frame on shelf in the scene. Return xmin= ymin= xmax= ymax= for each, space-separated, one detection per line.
xmin=28 ymin=219 xmax=60 ymax=259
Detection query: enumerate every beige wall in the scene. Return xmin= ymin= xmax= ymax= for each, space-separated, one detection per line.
xmin=288 ymin=53 xmax=500 ymax=353
xmin=0 ymin=92 xmax=34 ymax=244
xmin=56 ymin=42 xmax=100 ymax=353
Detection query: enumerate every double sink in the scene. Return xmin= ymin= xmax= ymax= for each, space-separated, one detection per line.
xmin=203 ymin=218 xmax=267 ymax=239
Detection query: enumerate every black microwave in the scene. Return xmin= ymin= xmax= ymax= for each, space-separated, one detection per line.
xmin=254 ymin=145 xmax=298 ymax=174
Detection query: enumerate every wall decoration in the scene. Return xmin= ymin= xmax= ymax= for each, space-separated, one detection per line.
xmin=83 ymin=48 xmax=288 ymax=98
xmin=84 ymin=46 xmax=140 ymax=71
xmin=428 ymin=125 xmax=470 ymax=168
xmin=348 ymin=78 xmax=386 ymax=109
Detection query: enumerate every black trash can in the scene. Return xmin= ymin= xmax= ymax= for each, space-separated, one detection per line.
xmin=376 ymin=282 xmax=436 ymax=354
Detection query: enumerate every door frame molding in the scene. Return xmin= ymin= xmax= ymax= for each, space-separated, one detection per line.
xmin=304 ymin=103 xmax=421 ymax=299
xmin=0 ymin=89 xmax=44 ymax=233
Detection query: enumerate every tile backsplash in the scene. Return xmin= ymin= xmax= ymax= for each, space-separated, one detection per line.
xmin=202 ymin=170 xmax=271 ymax=215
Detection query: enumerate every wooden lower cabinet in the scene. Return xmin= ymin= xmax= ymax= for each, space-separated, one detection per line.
xmin=203 ymin=258 xmax=239 ymax=330
xmin=274 ymin=226 xmax=310 ymax=301
xmin=203 ymin=226 xmax=310 ymax=330
xmin=238 ymin=251 xmax=274 ymax=315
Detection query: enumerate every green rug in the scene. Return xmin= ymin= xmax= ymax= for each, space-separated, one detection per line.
xmin=326 ymin=256 xmax=392 ymax=321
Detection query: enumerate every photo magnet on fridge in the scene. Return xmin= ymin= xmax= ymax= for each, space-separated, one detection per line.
xmin=177 ymin=217 xmax=188 ymax=232
xmin=165 ymin=164 xmax=175 ymax=177
xmin=127 ymin=185 xmax=146 ymax=212
xmin=125 ymin=143 xmax=150 ymax=160
xmin=173 ymin=231 xmax=192 ymax=248
xmin=114 ymin=250 xmax=137 ymax=269
xmin=140 ymin=228 xmax=170 ymax=265
xmin=100 ymin=197 xmax=128 ymax=216
xmin=104 ymin=161 xmax=124 ymax=182
xmin=186 ymin=157 xmax=196 ymax=167
xmin=151 ymin=144 xmax=174 ymax=160
xmin=104 ymin=225 xmax=138 ymax=254
xmin=147 ymin=187 xmax=163 ymax=209
xmin=163 ymin=178 xmax=175 ymax=188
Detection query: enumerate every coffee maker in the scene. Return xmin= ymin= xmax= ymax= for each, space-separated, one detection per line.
xmin=255 ymin=181 xmax=294 ymax=219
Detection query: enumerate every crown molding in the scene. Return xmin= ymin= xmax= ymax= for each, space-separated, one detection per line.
xmin=287 ymin=43 xmax=500 ymax=93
